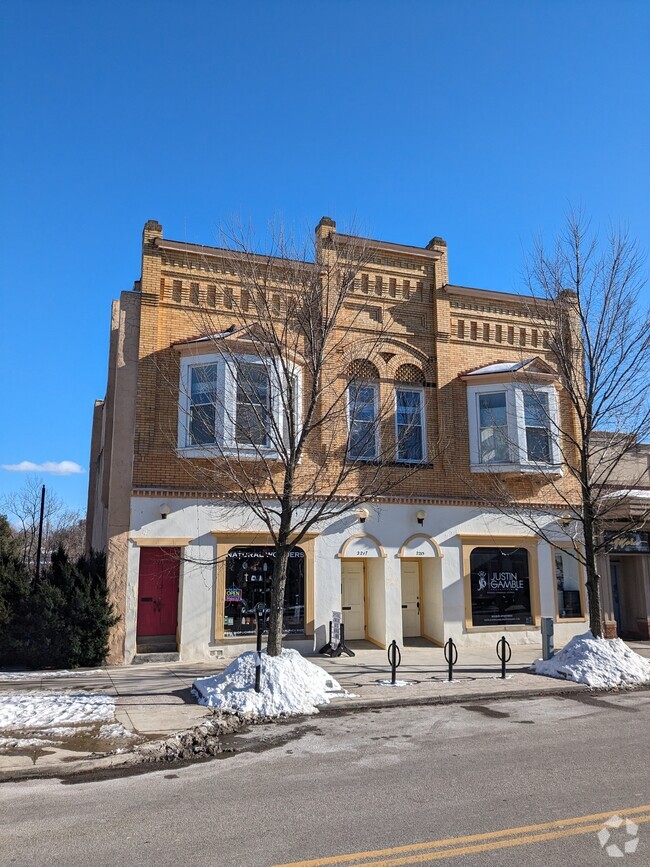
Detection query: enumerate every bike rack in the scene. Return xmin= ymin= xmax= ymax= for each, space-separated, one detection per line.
xmin=496 ymin=636 xmax=512 ymax=679
xmin=387 ymin=640 xmax=402 ymax=685
xmin=443 ymin=637 xmax=458 ymax=682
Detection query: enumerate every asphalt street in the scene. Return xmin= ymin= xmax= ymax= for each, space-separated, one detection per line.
xmin=1 ymin=691 xmax=649 ymax=866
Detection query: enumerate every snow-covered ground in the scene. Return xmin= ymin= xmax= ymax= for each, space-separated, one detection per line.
xmin=0 ymin=692 xmax=115 ymax=730
xmin=193 ymin=649 xmax=350 ymax=717
xmin=0 ymin=669 xmax=104 ymax=681
xmin=531 ymin=632 xmax=650 ymax=688
xmin=0 ymin=692 xmax=136 ymax=752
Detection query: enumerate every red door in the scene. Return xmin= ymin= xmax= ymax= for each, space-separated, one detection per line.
xmin=136 ymin=547 xmax=180 ymax=637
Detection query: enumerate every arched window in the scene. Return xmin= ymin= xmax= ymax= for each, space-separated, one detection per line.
xmin=346 ymin=360 xmax=379 ymax=460
xmin=394 ymin=364 xmax=426 ymax=463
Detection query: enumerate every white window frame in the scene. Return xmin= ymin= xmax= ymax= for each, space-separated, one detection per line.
xmin=467 ymin=381 xmax=562 ymax=474
xmin=394 ymin=385 xmax=426 ymax=463
xmin=347 ymin=381 xmax=380 ymax=461
xmin=177 ymin=351 xmax=301 ymax=459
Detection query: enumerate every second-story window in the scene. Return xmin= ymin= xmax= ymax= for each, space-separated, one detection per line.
xmin=348 ymin=383 xmax=378 ymax=460
xmin=523 ymin=392 xmax=551 ymax=462
xmin=347 ymin=360 xmax=380 ymax=461
xmin=235 ymin=361 xmax=272 ymax=447
xmin=478 ymin=392 xmax=509 ymax=463
xmin=190 ymin=364 xmax=219 ymax=445
xmin=179 ymin=351 xmax=301 ymax=458
xmin=463 ymin=358 xmax=562 ymax=474
xmin=396 ymin=388 xmax=424 ymax=462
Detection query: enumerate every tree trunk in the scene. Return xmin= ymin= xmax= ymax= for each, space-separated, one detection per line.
xmin=582 ymin=500 xmax=603 ymax=637
xmin=267 ymin=546 xmax=289 ymax=656
xmin=585 ymin=562 xmax=603 ymax=638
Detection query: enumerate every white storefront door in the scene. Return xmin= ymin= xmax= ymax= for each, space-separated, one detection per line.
xmin=341 ymin=561 xmax=366 ymax=640
xmin=401 ymin=561 xmax=421 ymax=637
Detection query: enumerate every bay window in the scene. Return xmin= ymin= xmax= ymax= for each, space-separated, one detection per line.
xmin=179 ymin=352 xmax=299 ymax=457
xmin=466 ymin=380 xmax=561 ymax=473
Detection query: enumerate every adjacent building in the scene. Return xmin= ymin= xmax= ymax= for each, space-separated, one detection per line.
xmin=87 ymin=219 xmax=592 ymax=663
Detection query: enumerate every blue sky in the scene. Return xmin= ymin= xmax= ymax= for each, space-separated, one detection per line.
xmin=0 ymin=0 xmax=648 ymax=512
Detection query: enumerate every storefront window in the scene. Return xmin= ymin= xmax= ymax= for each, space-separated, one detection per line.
xmin=555 ymin=549 xmax=583 ymax=618
xmin=224 ymin=546 xmax=305 ymax=636
xmin=469 ymin=547 xmax=534 ymax=627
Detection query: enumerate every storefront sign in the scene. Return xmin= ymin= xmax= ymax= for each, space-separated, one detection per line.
xmin=605 ymin=531 xmax=650 ymax=554
xmin=331 ymin=611 xmax=341 ymax=649
xmin=224 ymin=546 xmax=305 ymax=636
xmin=470 ymin=547 xmax=533 ymax=627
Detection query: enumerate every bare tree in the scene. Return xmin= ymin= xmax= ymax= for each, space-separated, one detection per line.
xmin=2 ymin=478 xmax=84 ymax=571
xmin=165 ymin=219 xmax=433 ymax=655
xmin=475 ymin=213 xmax=649 ymax=636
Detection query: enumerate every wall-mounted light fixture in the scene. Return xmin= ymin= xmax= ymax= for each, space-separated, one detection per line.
xmin=561 ymin=512 xmax=572 ymax=527
xmin=416 ymin=509 xmax=426 ymax=526
xmin=357 ymin=507 xmax=370 ymax=524
xmin=160 ymin=503 xmax=172 ymax=520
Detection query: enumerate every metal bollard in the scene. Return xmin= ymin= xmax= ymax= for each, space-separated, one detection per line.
xmin=541 ymin=616 xmax=554 ymax=660
xmin=254 ymin=603 xmax=266 ymax=693
xmin=387 ymin=640 xmax=401 ymax=685
xmin=443 ymin=637 xmax=458 ymax=682
xmin=496 ymin=636 xmax=512 ymax=679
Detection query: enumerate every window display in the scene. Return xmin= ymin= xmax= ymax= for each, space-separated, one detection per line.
xmin=224 ymin=546 xmax=305 ymax=636
xmin=469 ymin=547 xmax=534 ymax=626
xmin=554 ymin=549 xmax=583 ymax=618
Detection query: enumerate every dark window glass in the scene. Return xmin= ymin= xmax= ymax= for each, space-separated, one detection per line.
xmin=478 ymin=392 xmax=509 ymax=463
xmin=189 ymin=364 xmax=218 ymax=444
xmin=396 ymin=388 xmax=423 ymax=461
xmin=524 ymin=392 xmax=551 ymax=461
xmin=555 ymin=550 xmax=583 ymax=618
xmin=469 ymin=547 xmax=533 ymax=626
xmin=348 ymin=384 xmax=377 ymax=459
xmin=235 ymin=362 xmax=271 ymax=447
xmin=224 ymin=547 xmax=305 ymax=636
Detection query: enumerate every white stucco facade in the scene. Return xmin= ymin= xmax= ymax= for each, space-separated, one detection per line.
xmin=125 ymin=496 xmax=589 ymax=663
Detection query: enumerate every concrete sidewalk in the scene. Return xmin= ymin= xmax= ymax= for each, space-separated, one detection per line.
xmin=1 ymin=640 xmax=648 ymax=777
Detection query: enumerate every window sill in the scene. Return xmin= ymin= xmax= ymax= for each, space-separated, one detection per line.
xmin=470 ymin=462 xmax=563 ymax=476
xmin=346 ymin=458 xmax=434 ymax=468
xmin=177 ymin=446 xmax=281 ymax=460
xmin=464 ymin=622 xmax=540 ymax=632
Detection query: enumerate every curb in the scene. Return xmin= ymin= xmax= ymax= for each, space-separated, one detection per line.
xmin=318 ymin=680 xmax=650 ymax=715
xmin=2 ymin=682 xmax=648 ymax=784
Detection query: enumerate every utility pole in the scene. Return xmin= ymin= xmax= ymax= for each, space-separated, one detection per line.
xmin=35 ymin=484 xmax=45 ymax=579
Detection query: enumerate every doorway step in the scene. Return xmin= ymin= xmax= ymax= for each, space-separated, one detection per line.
xmin=132 ymin=651 xmax=180 ymax=664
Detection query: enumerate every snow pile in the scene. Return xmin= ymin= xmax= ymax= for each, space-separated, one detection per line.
xmin=193 ymin=649 xmax=348 ymax=717
xmin=531 ymin=633 xmax=650 ymax=689
xmin=0 ymin=692 xmax=115 ymax=730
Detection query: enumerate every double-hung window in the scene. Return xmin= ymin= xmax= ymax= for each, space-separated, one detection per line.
xmin=395 ymin=387 xmax=425 ymax=462
xmin=523 ymin=391 xmax=552 ymax=462
xmin=235 ymin=361 xmax=272 ymax=447
xmin=348 ymin=383 xmax=378 ymax=460
xmin=478 ymin=392 xmax=509 ymax=464
xmin=189 ymin=363 xmax=219 ymax=445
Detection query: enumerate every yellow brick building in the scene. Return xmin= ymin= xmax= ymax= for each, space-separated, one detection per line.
xmin=87 ymin=218 xmax=590 ymax=663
